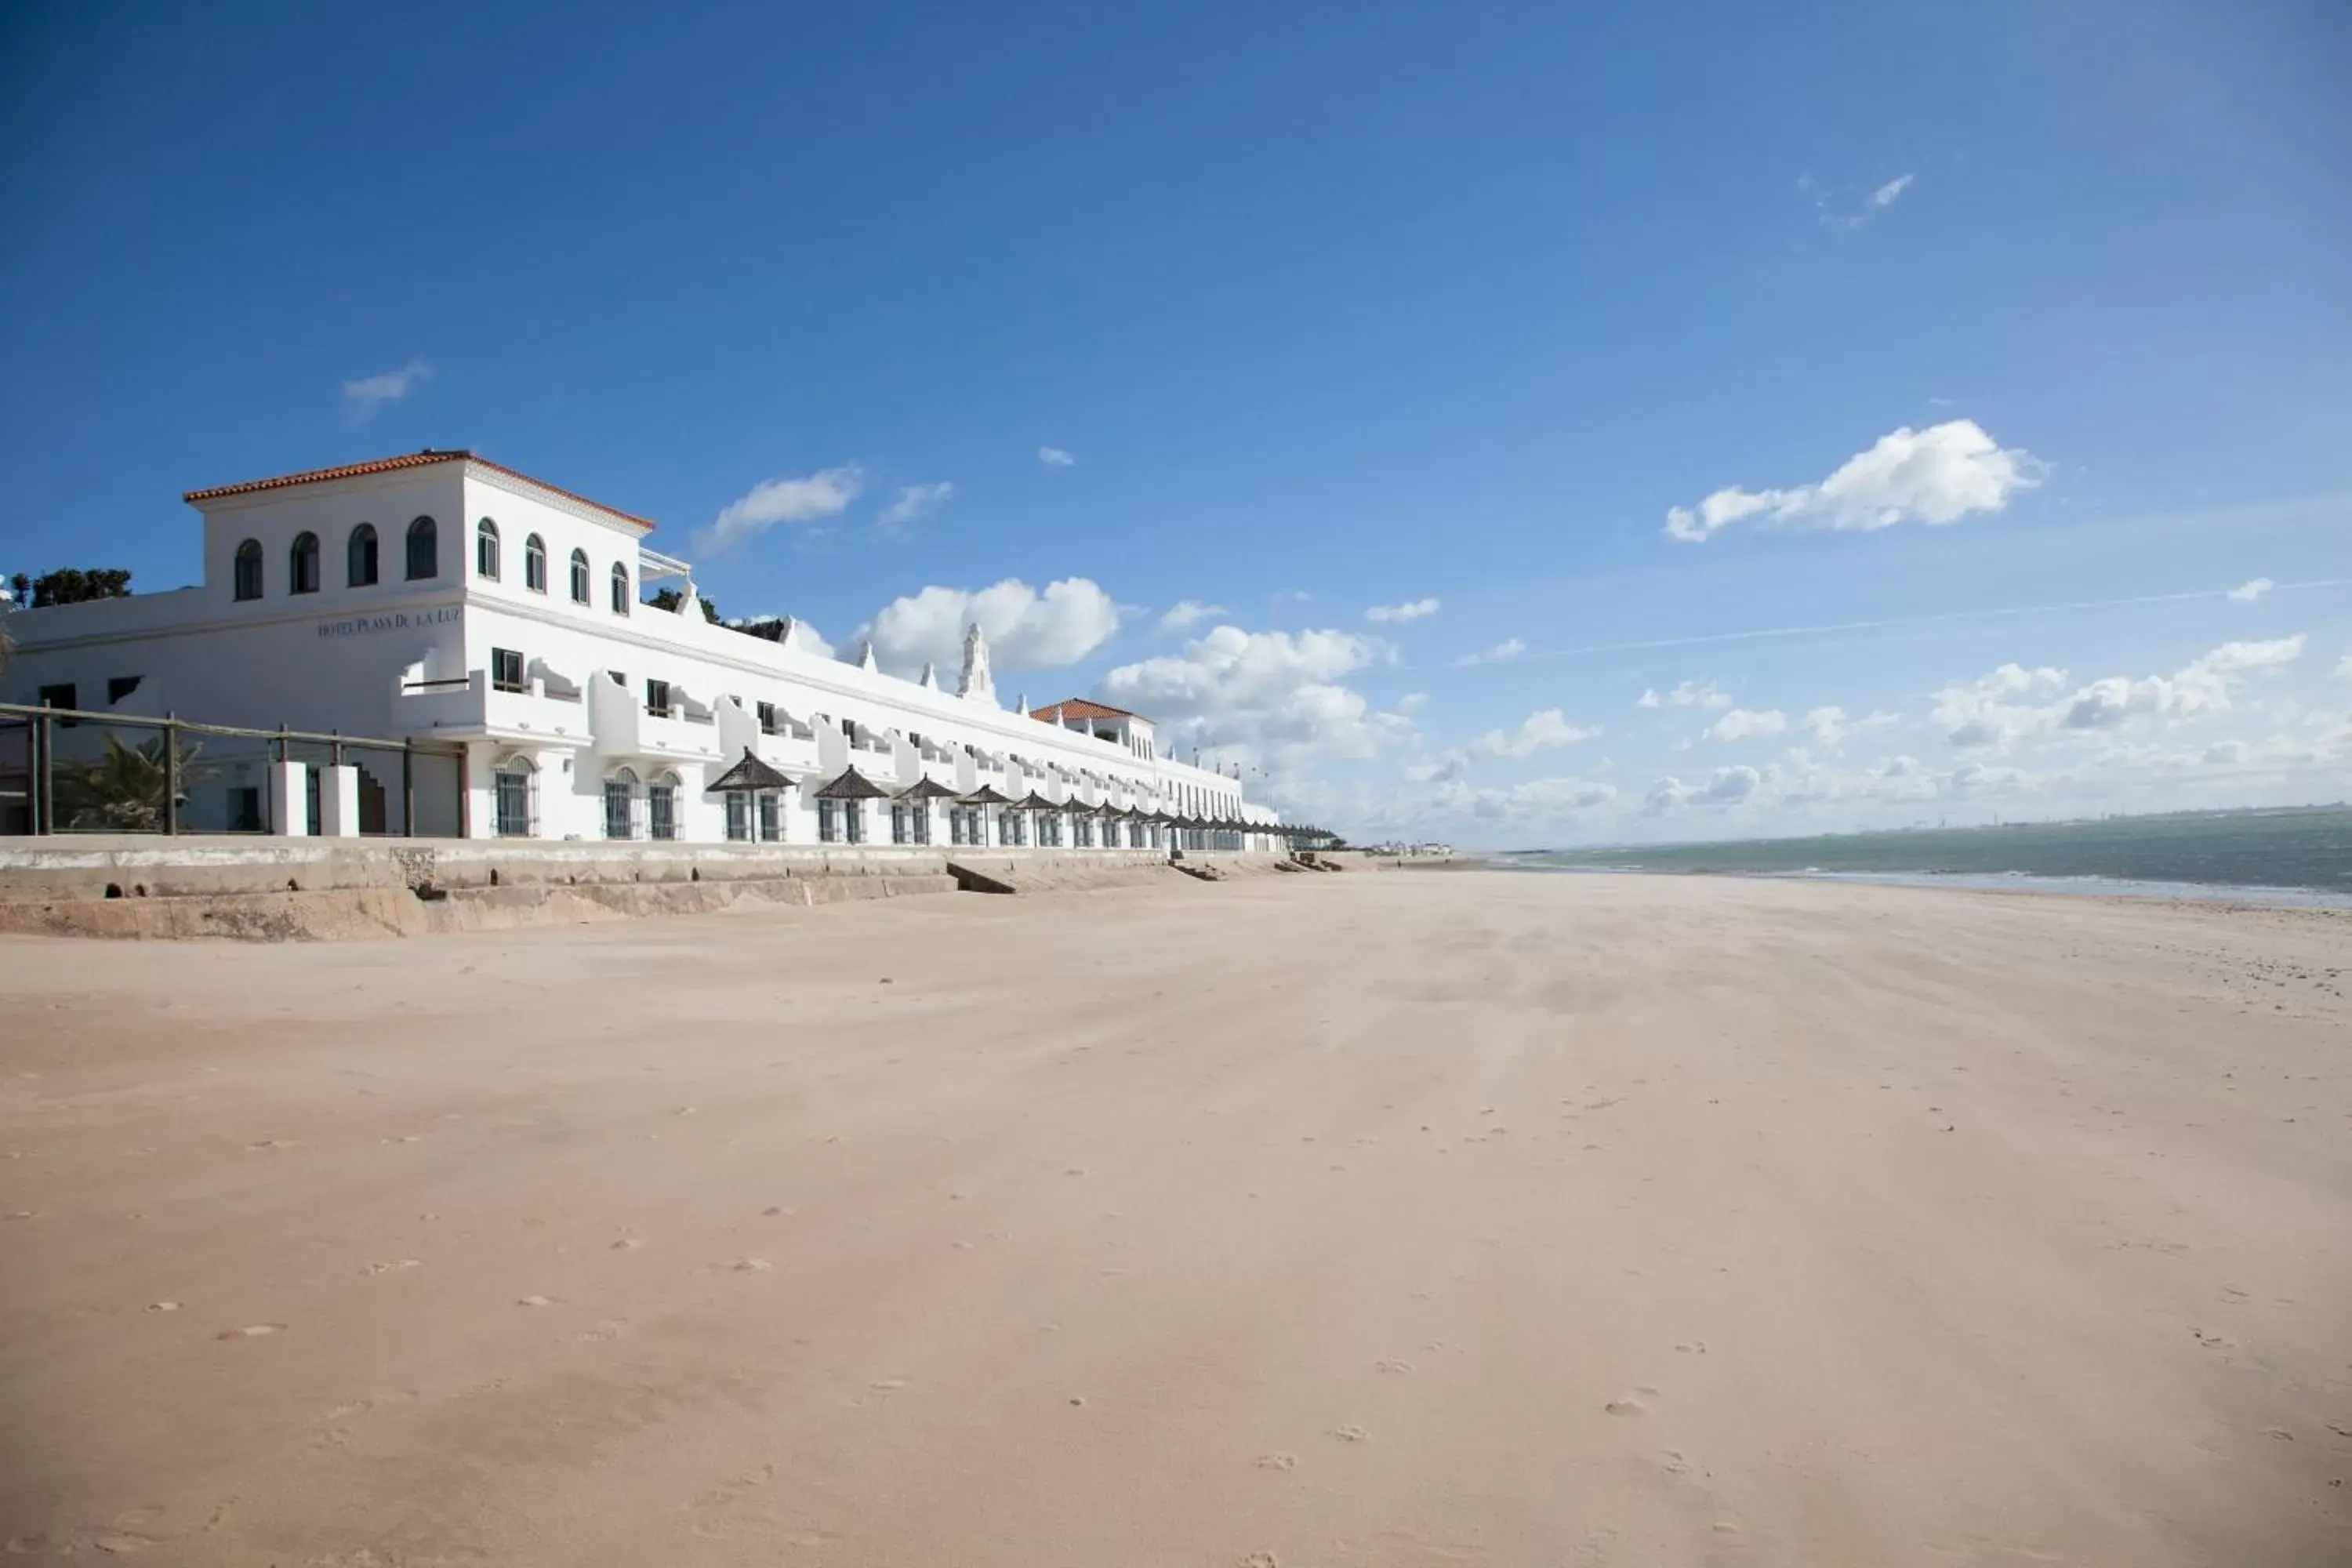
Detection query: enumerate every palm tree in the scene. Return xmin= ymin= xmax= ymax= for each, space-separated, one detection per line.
xmin=53 ymin=732 xmax=210 ymax=832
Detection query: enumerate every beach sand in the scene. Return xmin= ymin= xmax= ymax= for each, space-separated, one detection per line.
xmin=0 ymin=871 xmax=2346 ymax=1566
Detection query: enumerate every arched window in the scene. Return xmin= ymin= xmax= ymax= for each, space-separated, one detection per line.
xmin=289 ymin=531 xmax=321 ymax=594
xmin=405 ymin=517 xmax=438 ymax=580
xmin=475 ymin=518 xmax=500 ymax=581
xmin=232 ymin=539 xmax=263 ymax=601
xmin=569 ymin=549 xmax=590 ymax=604
xmin=493 ymin=754 xmax=535 ymax=838
xmin=603 ymin=767 xmax=638 ymax=840
xmin=610 ymin=561 xmax=630 ymax=615
xmin=347 ymin=524 xmax=379 ymax=586
xmin=524 ymin=534 xmax=546 ymax=593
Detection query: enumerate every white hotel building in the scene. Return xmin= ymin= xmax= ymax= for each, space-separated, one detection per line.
xmin=2 ymin=451 xmax=1283 ymax=851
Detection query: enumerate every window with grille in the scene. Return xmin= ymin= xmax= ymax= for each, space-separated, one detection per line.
xmin=494 ymin=768 xmax=532 ymax=837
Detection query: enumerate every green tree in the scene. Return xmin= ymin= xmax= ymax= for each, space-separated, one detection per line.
xmin=53 ymin=732 xmax=211 ymax=833
xmin=14 ymin=568 xmax=134 ymax=608
xmin=649 ymin=586 xmax=721 ymax=622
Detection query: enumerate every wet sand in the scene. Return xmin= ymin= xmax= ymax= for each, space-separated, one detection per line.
xmin=1 ymin=871 xmax=2347 ymax=1565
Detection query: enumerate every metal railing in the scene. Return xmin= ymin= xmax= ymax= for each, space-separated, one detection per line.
xmin=2 ymin=700 xmax=467 ymax=838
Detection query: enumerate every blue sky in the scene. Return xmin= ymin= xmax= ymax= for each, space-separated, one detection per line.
xmin=2 ymin=2 xmax=2347 ymax=845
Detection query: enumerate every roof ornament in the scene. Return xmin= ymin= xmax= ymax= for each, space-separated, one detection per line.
xmin=958 ymin=620 xmax=996 ymax=705
xmin=858 ymin=639 xmax=879 ymax=673
xmin=918 ymin=659 xmax=938 ymax=690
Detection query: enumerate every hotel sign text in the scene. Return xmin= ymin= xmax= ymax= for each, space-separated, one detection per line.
xmin=317 ymin=607 xmax=460 ymax=639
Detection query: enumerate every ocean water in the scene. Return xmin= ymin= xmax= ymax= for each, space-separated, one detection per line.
xmin=1500 ymin=805 xmax=2352 ymax=909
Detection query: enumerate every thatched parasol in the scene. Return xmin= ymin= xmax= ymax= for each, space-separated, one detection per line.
xmin=813 ymin=766 xmax=893 ymax=800
xmin=704 ymin=748 xmax=797 ymax=793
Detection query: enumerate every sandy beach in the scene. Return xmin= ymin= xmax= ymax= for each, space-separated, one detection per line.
xmin=0 ymin=870 xmax=2346 ymax=1566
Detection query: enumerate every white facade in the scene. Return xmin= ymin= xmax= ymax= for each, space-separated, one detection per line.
xmin=2 ymin=452 xmax=1281 ymax=851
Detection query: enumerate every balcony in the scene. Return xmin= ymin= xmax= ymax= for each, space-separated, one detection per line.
xmin=394 ymin=668 xmax=586 ymax=745
xmin=589 ymin=673 xmax=724 ymax=764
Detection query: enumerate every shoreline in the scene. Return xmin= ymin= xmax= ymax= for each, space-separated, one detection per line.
xmin=1482 ymin=857 xmax=2352 ymax=911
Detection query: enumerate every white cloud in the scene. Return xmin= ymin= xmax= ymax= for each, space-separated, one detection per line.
xmin=1802 ymin=706 xmax=1849 ymax=747
xmin=2226 ymin=577 xmax=2274 ymax=603
xmin=1646 ymin=765 xmax=1761 ymax=813
xmin=700 ymin=465 xmax=865 ymax=552
xmin=1366 ymin=597 xmax=1441 ymax=623
xmin=876 ymin=481 xmax=953 ymax=532
xmin=1099 ymin=625 xmax=1406 ymax=769
xmin=1665 ymin=419 xmax=2041 ymax=543
xmin=1640 ymin=679 xmax=1733 ymax=711
xmin=1396 ymin=692 xmax=1429 ymax=713
xmin=1471 ymin=709 xmax=1599 ymax=758
xmin=1158 ymin=599 xmax=1227 ymax=633
xmin=1802 ymin=170 xmax=1918 ymax=232
xmin=1935 ymin=637 xmax=2307 ymax=749
xmin=1037 ymin=446 xmax=1076 ymax=467
xmin=1458 ymin=637 xmax=1526 ymax=666
xmin=1405 ymin=752 xmax=1469 ymax=785
xmin=862 ymin=577 xmax=1120 ymax=677
xmin=1503 ymin=777 xmax=1617 ymax=815
xmin=1705 ymin=707 xmax=1788 ymax=742
xmin=342 ymin=360 xmax=430 ymax=422
xmin=2339 ymin=651 xmax=2352 ymax=681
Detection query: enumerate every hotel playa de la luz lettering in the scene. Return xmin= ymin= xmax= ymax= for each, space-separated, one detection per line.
xmin=1 ymin=450 xmax=1286 ymax=853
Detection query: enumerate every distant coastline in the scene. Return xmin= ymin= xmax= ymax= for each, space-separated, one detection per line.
xmin=1493 ymin=804 xmax=2352 ymax=909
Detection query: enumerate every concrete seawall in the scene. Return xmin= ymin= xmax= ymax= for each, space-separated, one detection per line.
xmin=0 ymin=837 xmax=1295 ymax=940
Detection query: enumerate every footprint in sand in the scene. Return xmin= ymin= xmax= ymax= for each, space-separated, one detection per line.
xmin=363 ymin=1259 xmax=422 ymax=1275
xmin=216 ymin=1324 xmax=284 ymax=1340
xmin=733 ymin=1258 xmax=774 ymax=1272
xmin=1603 ymin=1397 xmax=1646 ymax=1417
xmin=869 ymin=1377 xmax=908 ymax=1392
xmin=1375 ymin=1358 xmax=1415 ymax=1375
xmin=1330 ymin=1425 xmax=1368 ymax=1443
xmin=1254 ymin=1453 xmax=1298 ymax=1472
xmin=611 ymin=1238 xmax=644 ymax=1250
xmin=87 ymin=1530 xmax=160 ymax=1555
xmin=1238 ymin=1554 xmax=1279 ymax=1568
xmin=517 ymin=1295 xmax=554 ymax=1308
xmin=147 ymin=1302 xmax=180 ymax=1313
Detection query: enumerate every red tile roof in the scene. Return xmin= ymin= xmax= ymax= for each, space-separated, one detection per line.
xmin=182 ymin=449 xmax=657 ymax=531
xmin=1032 ymin=697 xmax=1141 ymax=724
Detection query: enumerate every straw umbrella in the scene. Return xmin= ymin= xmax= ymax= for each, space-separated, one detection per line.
xmin=812 ymin=764 xmax=892 ymax=844
xmin=705 ymin=747 xmax=797 ymax=843
xmin=896 ymin=774 xmax=960 ymax=846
